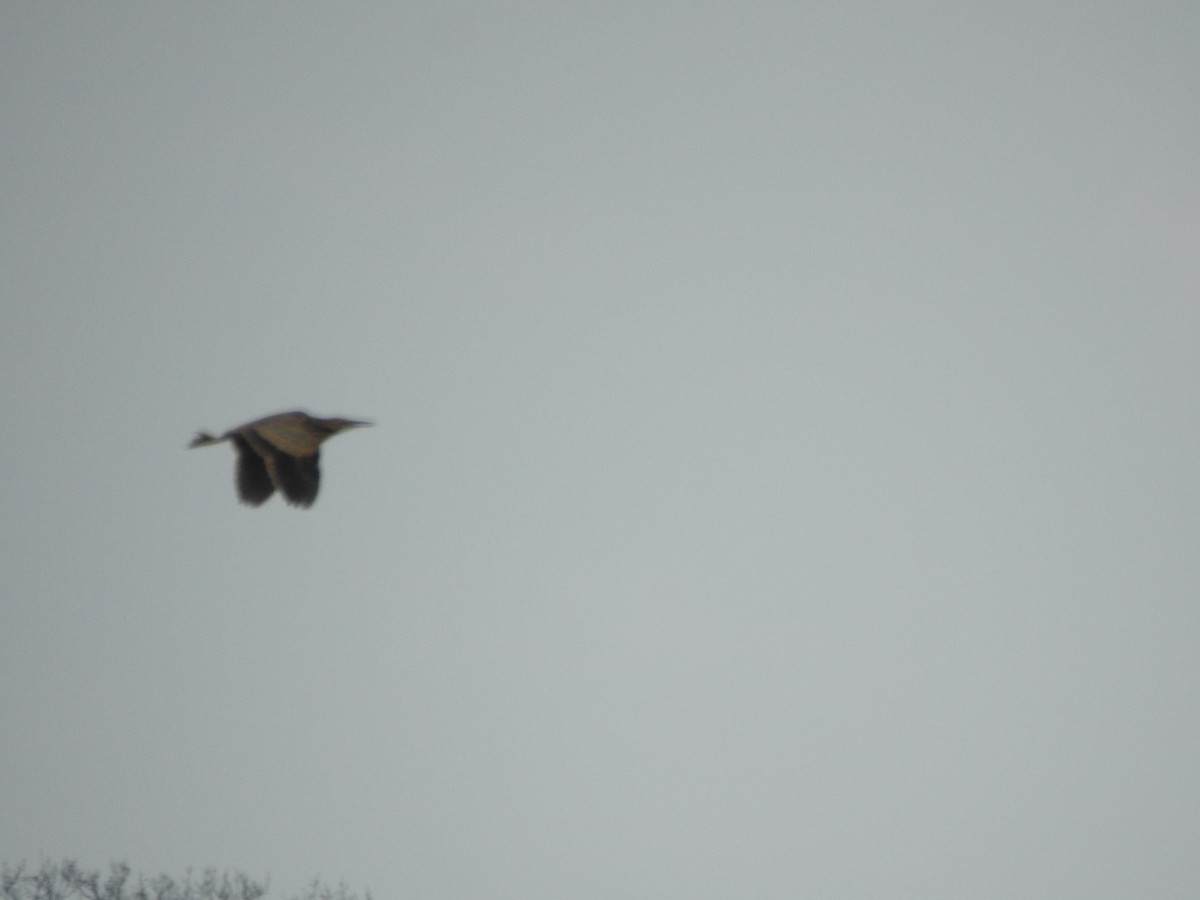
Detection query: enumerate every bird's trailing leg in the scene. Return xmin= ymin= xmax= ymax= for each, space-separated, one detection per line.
xmin=188 ymin=431 xmax=225 ymax=448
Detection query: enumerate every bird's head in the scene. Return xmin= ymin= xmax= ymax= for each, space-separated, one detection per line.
xmin=320 ymin=417 xmax=373 ymax=435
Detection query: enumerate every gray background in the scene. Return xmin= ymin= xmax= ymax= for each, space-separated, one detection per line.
xmin=2 ymin=3 xmax=1197 ymax=898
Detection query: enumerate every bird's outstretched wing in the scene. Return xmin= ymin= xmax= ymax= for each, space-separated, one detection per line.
xmin=231 ymin=434 xmax=276 ymax=506
xmin=267 ymin=450 xmax=321 ymax=508
xmin=238 ymin=426 xmax=320 ymax=507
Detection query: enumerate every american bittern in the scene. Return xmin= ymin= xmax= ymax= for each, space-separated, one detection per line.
xmin=189 ymin=410 xmax=371 ymax=508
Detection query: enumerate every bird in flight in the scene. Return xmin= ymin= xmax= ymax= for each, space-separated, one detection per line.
xmin=189 ymin=410 xmax=371 ymax=507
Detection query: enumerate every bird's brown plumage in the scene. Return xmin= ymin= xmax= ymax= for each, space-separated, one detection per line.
xmin=189 ymin=410 xmax=370 ymax=507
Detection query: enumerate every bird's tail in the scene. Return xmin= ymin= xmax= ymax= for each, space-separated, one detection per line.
xmin=188 ymin=431 xmax=224 ymax=448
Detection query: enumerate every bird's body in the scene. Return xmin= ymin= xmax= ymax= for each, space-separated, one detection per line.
xmin=190 ymin=410 xmax=370 ymax=507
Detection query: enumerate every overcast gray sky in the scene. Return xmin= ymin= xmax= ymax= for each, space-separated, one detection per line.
xmin=2 ymin=3 xmax=1198 ymax=898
